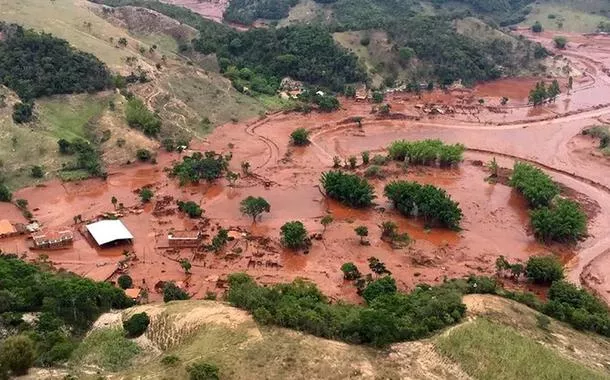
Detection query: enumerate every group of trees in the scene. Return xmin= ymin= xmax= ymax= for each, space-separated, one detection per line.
xmin=226 ymin=273 xmax=466 ymax=346
xmin=57 ymin=138 xmax=104 ymax=177
xmin=388 ymin=139 xmax=465 ymax=167
xmin=510 ymin=162 xmax=587 ymax=243
xmin=0 ymin=255 xmax=133 ymax=376
xmin=384 ymin=181 xmax=462 ymax=229
xmin=177 ymin=200 xmax=203 ymax=218
xmin=170 ymin=152 xmax=230 ymax=185
xmin=223 ymin=0 xmax=298 ymax=25
xmin=528 ymin=80 xmax=561 ymax=106
xmin=125 ymin=96 xmax=162 ymax=137
xmin=496 ymin=255 xmax=564 ymax=284
xmin=320 ymin=171 xmax=376 ymax=208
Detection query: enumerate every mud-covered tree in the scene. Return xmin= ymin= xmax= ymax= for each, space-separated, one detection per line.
xmin=179 ymin=259 xmax=192 ymax=274
xmin=123 ymin=312 xmax=150 ymax=337
xmin=290 ymin=128 xmax=310 ymax=146
xmin=117 ymin=274 xmax=133 ymax=290
xmin=379 ymin=221 xmax=398 ymax=240
xmin=341 ymin=262 xmax=361 ymax=280
xmin=354 ymin=225 xmax=369 ymax=244
xmin=163 ymin=282 xmax=189 ymax=302
xmin=280 ymin=221 xmax=309 ymax=250
xmin=347 ymin=156 xmax=357 ymax=169
xmin=531 ymin=199 xmax=587 ymax=243
xmin=111 ymin=196 xmax=118 ymax=210
xmin=320 ymin=214 xmax=333 ymax=233
xmin=547 ymin=80 xmax=561 ymax=102
xmin=495 ymin=255 xmax=510 ymax=274
xmin=209 ymin=228 xmax=229 ymax=253
xmin=525 ymin=255 xmax=564 ymax=284
xmin=226 ymin=171 xmax=239 ymax=187
xmin=368 ymin=257 xmax=391 ymax=276
xmin=528 ymin=81 xmax=547 ymax=106
xmin=0 ymin=335 xmax=35 ymax=376
xmin=139 ymin=188 xmax=153 ymax=203
xmin=361 ymin=151 xmax=370 ymax=165
xmin=177 ymin=201 xmax=203 ymax=218
xmin=320 ymin=171 xmax=375 ymax=208
xmin=241 ymin=161 xmax=251 ymax=176
xmin=240 ymin=196 xmax=270 ymax=222
xmin=553 ymin=36 xmax=567 ymax=49
xmin=567 ymin=76 xmax=573 ymax=94
xmin=362 ymin=276 xmax=397 ymax=304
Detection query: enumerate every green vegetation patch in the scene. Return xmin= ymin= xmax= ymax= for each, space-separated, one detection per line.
xmin=71 ymin=328 xmax=140 ymax=371
xmin=223 ymin=0 xmax=299 ymax=25
xmin=436 ymin=318 xmax=609 ymax=380
xmin=388 ymin=139 xmax=465 ymax=167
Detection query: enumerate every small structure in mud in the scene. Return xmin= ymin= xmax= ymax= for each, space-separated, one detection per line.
xmin=0 ymin=220 xmax=18 ymax=239
xmin=168 ymin=230 xmax=203 ymax=248
xmin=86 ymin=219 xmax=134 ymax=247
xmin=31 ymin=230 xmax=73 ymax=250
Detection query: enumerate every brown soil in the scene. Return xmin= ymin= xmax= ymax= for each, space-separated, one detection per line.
xmin=158 ymin=0 xmax=230 ymax=24
xmin=3 ymin=32 xmax=610 ymax=304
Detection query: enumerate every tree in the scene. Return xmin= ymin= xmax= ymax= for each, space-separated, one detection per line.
xmin=30 ymin=165 xmax=44 ymax=178
xmin=495 ymin=255 xmax=510 ymax=274
xmin=354 ymin=225 xmax=369 ymax=244
xmin=509 ymin=162 xmax=559 ymax=208
xmin=379 ymin=221 xmax=398 ymax=240
xmin=210 ymin=229 xmax=229 ymax=253
xmin=177 ymin=201 xmax=203 ymax=218
xmin=532 ymin=21 xmax=543 ymax=33
xmin=547 ymin=80 xmax=561 ymax=102
xmin=117 ymin=274 xmax=133 ymax=290
xmin=187 ymin=361 xmax=220 ymax=380
xmin=340 ymin=262 xmax=361 ymax=280
xmin=567 ymin=76 xmax=573 ymax=94
xmin=531 ymin=199 xmax=587 ymax=243
xmin=362 ymin=276 xmax=397 ymax=303
xmin=111 ymin=196 xmax=118 ymax=210
xmin=118 ymin=37 xmax=128 ymax=47
xmin=123 ymin=312 xmax=150 ymax=337
xmin=280 ymin=221 xmax=308 ymax=250
xmin=398 ymin=47 xmax=415 ymax=62
xmin=0 ymin=184 xmax=12 ymax=202
xmin=12 ymin=102 xmax=34 ymax=123
xmin=163 ymin=282 xmax=189 ymax=302
xmin=344 ymin=85 xmax=356 ymax=98
xmin=372 ymin=91 xmax=384 ymax=103
xmin=320 ymin=215 xmax=333 ymax=233
xmin=136 ymin=149 xmax=152 ymax=161
xmin=0 ymin=335 xmax=35 ymax=376
xmin=361 ymin=151 xmax=370 ymax=165
xmin=226 ymin=171 xmax=239 ymax=187
xmin=179 ymin=258 xmax=192 ymax=274
xmin=240 ymin=196 xmax=270 ymax=222
xmin=553 ymin=36 xmax=567 ymax=49
xmin=528 ymin=81 xmax=547 ymax=106
xmin=368 ymin=257 xmax=391 ymax=276
xmin=241 ymin=161 xmax=251 ymax=176
xmin=525 ymin=255 xmax=564 ymax=284
xmin=320 ymin=171 xmax=376 ymax=208
xmin=348 ymin=156 xmax=357 ymax=169
xmin=290 ymin=128 xmax=310 ymax=146
xmin=139 ymin=188 xmax=153 ymax=203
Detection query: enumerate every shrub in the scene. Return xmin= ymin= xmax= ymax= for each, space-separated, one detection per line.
xmin=12 ymin=102 xmax=34 ymax=123
xmin=553 ymin=36 xmax=567 ymax=49
xmin=532 ymin=21 xmax=543 ymax=33
xmin=0 ymin=335 xmax=35 ymax=376
xmin=161 ymin=355 xmax=180 ymax=366
xmin=530 ymin=199 xmax=587 ymax=243
xmin=361 ymin=151 xmax=370 ymax=164
xmin=117 ymin=274 xmax=133 ymax=290
xmin=525 ymin=255 xmax=564 ymax=284
xmin=364 ymin=165 xmax=384 ymax=179
xmin=280 ymin=221 xmax=308 ymax=250
xmin=320 ymin=171 xmax=375 ymax=208
xmin=341 ymin=262 xmax=361 ymax=280
xmin=509 ymin=162 xmax=559 ymax=208
xmin=136 ymin=149 xmax=152 ymax=161
xmin=139 ymin=188 xmax=153 ymax=203
xmin=362 ymin=276 xmax=397 ymax=303
xmin=384 ymin=180 xmax=462 ymax=229
xmin=30 ymin=165 xmax=44 ymax=178
xmin=171 ymin=152 xmax=229 ymax=185
xmin=290 ymin=128 xmax=310 ymax=146
xmin=0 ymin=184 xmax=12 ymax=202
xmin=388 ymin=139 xmax=465 ymax=167
xmin=372 ymin=91 xmax=384 ymax=103
xmin=123 ymin=312 xmax=150 ymax=337
xmin=187 ymin=361 xmax=220 ymax=380
xmin=177 ymin=200 xmax=203 ymax=218
xmin=370 ymin=154 xmax=388 ymax=165
xmin=125 ymin=97 xmax=161 ymax=137
xmin=348 ymin=156 xmax=357 ymax=169
xmin=163 ymin=282 xmax=189 ymax=302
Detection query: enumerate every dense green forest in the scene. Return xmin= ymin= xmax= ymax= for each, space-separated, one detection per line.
xmin=0 ymin=255 xmax=132 ymax=376
xmin=0 ymin=23 xmax=110 ymax=101
xmin=223 ymin=0 xmax=298 ymax=25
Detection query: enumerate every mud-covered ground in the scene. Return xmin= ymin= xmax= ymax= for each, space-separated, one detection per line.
xmin=2 ymin=32 xmax=610 ymax=303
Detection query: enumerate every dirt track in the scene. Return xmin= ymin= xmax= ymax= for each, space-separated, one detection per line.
xmin=2 ymin=32 xmax=610 ymax=303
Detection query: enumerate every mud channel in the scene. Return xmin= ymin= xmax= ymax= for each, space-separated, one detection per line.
xmin=2 ymin=32 xmax=610 ymax=304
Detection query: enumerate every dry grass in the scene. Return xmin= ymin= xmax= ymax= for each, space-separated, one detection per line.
xmin=520 ymin=1 xmax=610 ymax=33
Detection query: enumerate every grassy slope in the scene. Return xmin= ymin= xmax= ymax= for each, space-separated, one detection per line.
xmin=520 ymin=0 xmax=610 ymax=33
xmin=60 ymin=294 xmax=610 ymax=379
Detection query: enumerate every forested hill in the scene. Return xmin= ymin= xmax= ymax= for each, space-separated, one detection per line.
xmin=0 ymin=23 xmax=111 ymax=101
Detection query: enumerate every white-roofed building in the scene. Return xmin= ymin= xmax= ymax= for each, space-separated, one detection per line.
xmin=86 ymin=219 xmax=134 ymax=247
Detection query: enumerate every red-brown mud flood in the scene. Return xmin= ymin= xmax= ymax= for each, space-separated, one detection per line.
xmin=3 ymin=32 xmax=610 ymax=304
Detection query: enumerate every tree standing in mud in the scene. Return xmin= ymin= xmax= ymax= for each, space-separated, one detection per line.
xmin=321 ymin=215 xmax=333 ymax=233
xmin=180 ymin=258 xmax=192 ymax=275
xmin=355 ymin=226 xmax=369 ymax=245
xmin=240 ymin=196 xmax=270 ymax=223
xmin=111 ymin=196 xmax=118 ymax=210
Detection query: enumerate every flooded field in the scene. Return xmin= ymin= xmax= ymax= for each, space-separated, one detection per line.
xmin=2 ymin=32 xmax=610 ymax=304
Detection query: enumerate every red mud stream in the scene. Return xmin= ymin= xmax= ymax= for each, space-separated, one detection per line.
xmin=2 ymin=32 xmax=610 ymax=304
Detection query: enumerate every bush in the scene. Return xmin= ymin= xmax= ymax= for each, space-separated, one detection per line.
xmin=340 ymin=262 xmax=361 ymax=280
xmin=530 ymin=199 xmax=587 ymax=243
xmin=171 ymin=152 xmax=229 ymax=185
xmin=0 ymin=335 xmax=35 ymax=376
xmin=139 ymin=188 xmax=153 ymax=203
xmin=161 ymin=355 xmax=180 ymax=366
xmin=12 ymin=102 xmax=34 ymax=123
xmin=364 ymin=165 xmax=384 ymax=179
xmin=388 ymin=139 xmax=465 ymax=167
xmin=553 ymin=36 xmax=567 ymax=49
xmin=0 ymin=184 xmax=12 ymax=202
xmin=177 ymin=200 xmax=203 ymax=218
xmin=361 ymin=151 xmax=369 ymax=164
xmin=125 ymin=97 xmax=161 ymax=137
xmin=163 ymin=282 xmax=189 ymax=302
xmin=30 ymin=165 xmax=44 ymax=178
xmin=532 ymin=21 xmax=543 ymax=33
xmin=370 ymin=154 xmax=388 ymax=165
xmin=123 ymin=312 xmax=150 ymax=337
xmin=372 ymin=91 xmax=384 ymax=103
xmin=384 ymin=180 xmax=462 ymax=229
xmin=509 ymin=162 xmax=559 ymax=208
xmin=187 ymin=361 xmax=220 ymax=380
xmin=136 ymin=149 xmax=152 ymax=161
xmin=320 ymin=171 xmax=375 ymax=208
xmin=362 ymin=276 xmax=397 ymax=303
xmin=290 ymin=128 xmax=310 ymax=146
xmin=117 ymin=274 xmax=133 ymax=290
xmin=525 ymin=256 xmax=564 ymax=284
xmin=280 ymin=221 xmax=308 ymax=250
